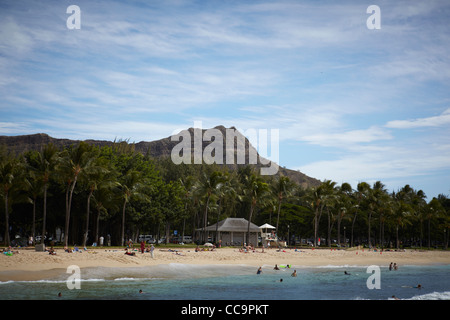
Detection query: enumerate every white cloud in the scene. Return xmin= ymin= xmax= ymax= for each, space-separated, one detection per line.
xmin=385 ymin=108 xmax=450 ymax=129
xmin=0 ymin=122 xmax=31 ymax=135
xmin=298 ymin=142 xmax=450 ymax=189
xmin=300 ymin=126 xmax=392 ymax=147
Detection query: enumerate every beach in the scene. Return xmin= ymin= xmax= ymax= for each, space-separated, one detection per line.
xmin=1 ymin=246 xmax=449 ymax=282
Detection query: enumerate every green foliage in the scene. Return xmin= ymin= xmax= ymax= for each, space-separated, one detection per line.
xmin=1 ymin=141 xmax=449 ymax=249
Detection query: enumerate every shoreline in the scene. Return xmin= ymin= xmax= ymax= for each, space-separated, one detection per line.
xmin=1 ymin=247 xmax=449 ymax=282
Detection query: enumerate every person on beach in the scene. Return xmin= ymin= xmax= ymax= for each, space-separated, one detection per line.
xmin=140 ymin=240 xmax=145 ymax=254
xmin=291 ymin=270 xmax=297 ymax=277
xmin=274 ymin=264 xmax=279 ymax=270
xmin=393 ymin=263 xmax=398 ymax=270
xmin=150 ymin=244 xmax=155 ymax=258
xmin=257 ymin=267 xmax=262 ymax=274
xmin=389 ymin=262 xmax=393 ymax=271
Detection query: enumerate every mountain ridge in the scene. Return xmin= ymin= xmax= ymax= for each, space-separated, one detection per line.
xmin=0 ymin=126 xmax=321 ymax=188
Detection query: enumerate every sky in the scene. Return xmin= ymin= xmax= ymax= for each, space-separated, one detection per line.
xmin=1 ymin=0 xmax=449 ymax=199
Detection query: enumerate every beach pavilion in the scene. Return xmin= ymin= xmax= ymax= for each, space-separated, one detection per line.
xmin=198 ymin=217 xmax=261 ymax=246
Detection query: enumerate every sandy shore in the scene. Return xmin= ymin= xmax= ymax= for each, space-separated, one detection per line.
xmin=1 ymin=246 xmax=449 ymax=282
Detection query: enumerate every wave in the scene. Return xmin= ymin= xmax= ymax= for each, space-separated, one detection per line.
xmin=408 ymin=291 xmax=450 ymax=300
xmin=75 ymin=263 xmax=254 ymax=281
xmin=0 ymin=264 xmax=254 ymax=285
xmin=0 ymin=278 xmax=106 ymax=285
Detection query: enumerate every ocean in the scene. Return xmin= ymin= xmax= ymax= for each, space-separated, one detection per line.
xmin=0 ymin=264 xmax=449 ymax=301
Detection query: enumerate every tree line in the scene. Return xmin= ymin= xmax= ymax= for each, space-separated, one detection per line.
xmin=1 ymin=141 xmax=449 ymax=249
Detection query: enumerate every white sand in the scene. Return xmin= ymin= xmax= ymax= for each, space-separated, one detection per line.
xmin=1 ymin=246 xmax=449 ymax=281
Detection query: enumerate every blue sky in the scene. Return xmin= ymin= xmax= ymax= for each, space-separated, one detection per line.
xmin=1 ymin=0 xmax=449 ymax=199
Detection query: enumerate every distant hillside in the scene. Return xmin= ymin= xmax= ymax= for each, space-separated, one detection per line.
xmin=0 ymin=126 xmax=321 ymax=188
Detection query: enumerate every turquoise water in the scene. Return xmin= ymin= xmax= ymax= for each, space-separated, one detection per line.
xmin=0 ymin=264 xmax=449 ymax=300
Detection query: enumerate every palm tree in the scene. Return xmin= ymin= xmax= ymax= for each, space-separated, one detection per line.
xmin=437 ymin=194 xmax=450 ymax=250
xmin=367 ymin=181 xmax=387 ymax=248
xmin=351 ymin=182 xmax=370 ymax=247
xmin=378 ymin=192 xmax=393 ymax=249
xmin=305 ymin=184 xmax=325 ymax=247
xmin=426 ymin=197 xmax=444 ymax=249
xmin=213 ymin=172 xmax=237 ymax=243
xmin=241 ymin=172 xmax=269 ymax=245
xmin=119 ymin=169 xmax=148 ymax=246
xmin=180 ymin=175 xmax=195 ymax=244
xmin=193 ymin=171 xmax=224 ymax=243
xmin=411 ymin=189 xmax=427 ymax=248
xmin=0 ymin=153 xmax=27 ymax=246
xmin=91 ymin=176 xmax=121 ymax=245
xmin=37 ymin=144 xmax=59 ymax=244
xmin=271 ymin=176 xmax=297 ymax=236
xmin=392 ymin=187 xmax=415 ymax=249
xmin=24 ymin=170 xmax=42 ymax=246
xmin=57 ymin=142 xmax=97 ymax=247
xmin=322 ymin=180 xmax=338 ymax=247
xmin=336 ymin=182 xmax=352 ymax=247
xmin=80 ymin=158 xmax=109 ymax=248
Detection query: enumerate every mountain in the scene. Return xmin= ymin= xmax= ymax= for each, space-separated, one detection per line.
xmin=0 ymin=126 xmax=320 ymax=188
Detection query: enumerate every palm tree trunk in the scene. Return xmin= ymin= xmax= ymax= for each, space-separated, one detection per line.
xmin=32 ymin=196 xmax=36 ymax=246
xmin=64 ymin=185 xmax=70 ymax=247
xmin=165 ymin=221 xmax=170 ymax=244
xmin=276 ymin=197 xmax=282 ymax=235
xmin=428 ymin=218 xmax=431 ymax=249
xmin=313 ymin=207 xmax=319 ymax=247
xmin=95 ymin=208 xmax=100 ymax=245
xmin=337 ymin=212 xmax=341 ymax=247
xmin=64 ymin=176 xmax=78 ymax=247
xmin=247 ymin=203 xmax=255 ymax=245
xmin=4 ymin=194 xmax=10 ymax=247
xmin=351 ymin=210 xmax=358 ymax=247
xmin=83 ymin=189 xmax=94 ymax=248
xmin=41 ymin=185 xmax=48 ymax=244
xmin=368 ymin=211 xmax=372 ymax=248
xmin=396 ymin=224 xmax=399 ymax=249
xmin=203 ymin=195 xmax=210 ymax=243
xmin=419 ymin=220 xmax=423 ymax=248
xmin=313 ymin=205 xmax=324 ymax=247
xmin=121 ymin=199 xmax=127 ymax=247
